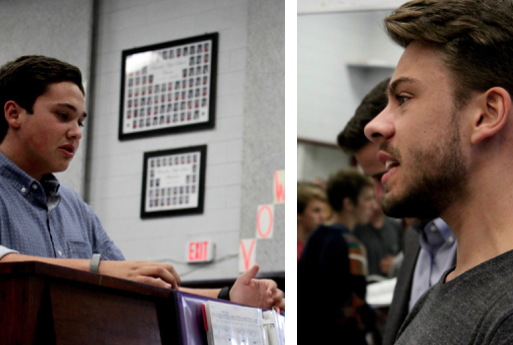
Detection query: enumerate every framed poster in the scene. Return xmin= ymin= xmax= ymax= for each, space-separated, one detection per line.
xmin=119 ymin=33 xmax=218 ymax=141
xmin=140 ymin=145 xmax=207 ymax=219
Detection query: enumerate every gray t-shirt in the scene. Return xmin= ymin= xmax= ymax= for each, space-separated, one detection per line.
xmin=395 ymin=249 xmax=513 ymax=345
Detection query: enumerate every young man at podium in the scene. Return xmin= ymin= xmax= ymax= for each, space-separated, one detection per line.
xmin=0 ymin=55 xmax=284 ymax=311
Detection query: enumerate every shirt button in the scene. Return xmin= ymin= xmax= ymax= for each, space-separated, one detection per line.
xmin=58 ymin=250 xmax=62 ymax=256
xmin=430 ymin=225 xmax=437 ymax=232
xmin=32 ymin=184 xmax=38 ymax=190
xmin=448 ymin=237 xmax=455 ymax=243
xmin=21 ymin=187 xmax=26 ymax=193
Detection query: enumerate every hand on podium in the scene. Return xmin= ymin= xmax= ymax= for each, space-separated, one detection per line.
xmin=0 ymin=253 xmax=182 ymax=289
xmin=99 ymin=260 xmax=181 ymax=289
xmin=229 ymin=264 xmax=285 ymax=311
xmin=1 ymin=254 xmax=284 ymax=311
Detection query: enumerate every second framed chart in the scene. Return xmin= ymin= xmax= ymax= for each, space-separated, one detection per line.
xmin=140 ymin=145 xmax=207 ymax=219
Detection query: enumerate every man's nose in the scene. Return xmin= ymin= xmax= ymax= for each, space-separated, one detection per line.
xmin=68 ymin=121 xmax=83 ymax=141
xmin=364 ymin=107 xmax=394 ymax=145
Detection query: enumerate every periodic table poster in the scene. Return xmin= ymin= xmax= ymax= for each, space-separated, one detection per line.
xmin=140 ymin=145 xmax=207 ymax=219
xmin=119 ymin=33 xmax=218 ymax=140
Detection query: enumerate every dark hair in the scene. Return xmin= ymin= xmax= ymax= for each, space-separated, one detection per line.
xmin=384 ymin=0 xmax=513 ymax=108
xmin=337 ymin=78 xmax=390 ymax=154
xmin=327 ymin=168 xmax=373 ymax=212
xmin=0 ymin=55 xmax=84 ymax=143
xmin=297 ymin=182 xmax=327 ymax=214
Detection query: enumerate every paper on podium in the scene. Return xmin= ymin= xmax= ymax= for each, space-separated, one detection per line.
xmin=262 ymin=309 xmax=285 ymax=345
xmin=203 ymin=300 xmax=285 ymax=345
xmin=366 ymin=277 xmax=397 ymax=308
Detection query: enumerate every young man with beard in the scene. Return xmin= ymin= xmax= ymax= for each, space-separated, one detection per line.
xmin=0 ymin=55 xmax=284 ymax=311
xmin=298 ymin=169 xmax=378 ymax=345
xmin=338 ymin=78 xmax=457 ymax=345
xmin=364 ymin=0 xmax=513 ymax=343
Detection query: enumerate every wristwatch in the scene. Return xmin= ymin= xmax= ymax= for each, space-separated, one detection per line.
xmin=218 ymin=286 xmax=231 ymax=300
xmin=90 ymin=253 xmax=102 ymax=274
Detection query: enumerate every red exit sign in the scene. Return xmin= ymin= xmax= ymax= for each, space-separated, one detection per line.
xmin=187 ymin=241 xmax=215 ymax=263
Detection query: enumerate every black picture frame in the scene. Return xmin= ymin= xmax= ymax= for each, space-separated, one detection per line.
xmin=119 ymin=33 xmax=218 ymax=141
xmin=140 ymin=145 xmax=207 ymax=219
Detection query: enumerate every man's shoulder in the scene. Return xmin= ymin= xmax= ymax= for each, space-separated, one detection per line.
xmin=312 ymin=224 xmax=364 ymax=248
xmin=398 ymin=281 xmax=513 ymax=345
xmin=57 ymin=183 xmax=80 ymax=196
xmin=309 ymin=224 xmax=350 ymax=244
xmin=57 ymin=184 xmax=84 ymax=201
xmin=396 ymin=250 xmax=513 ymax=344
xmin=304 ymin=224 xmax=349 ymax=255
xmin=383 ymin=217 xmax=402 ymax=231
xmin=321 ymin=223 xmax=350 ymax=233
xmin=56 ymin=184 xmax=92 ymax=212
xmin=353 ymin=223 xmax=374 ymax=238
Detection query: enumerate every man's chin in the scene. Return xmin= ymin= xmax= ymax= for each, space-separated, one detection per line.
xmin=382 ymin=195 xmax=441 ymax=220
xmin=53 ymin=163 xmax=71 ymax=174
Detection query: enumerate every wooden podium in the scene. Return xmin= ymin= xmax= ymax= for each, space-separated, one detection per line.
xmin=0 ymin=261 xmax=182 ymax=345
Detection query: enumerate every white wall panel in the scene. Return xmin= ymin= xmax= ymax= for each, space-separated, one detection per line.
xmin=88 ymin=0 xmax=279 ymax=280
xmin=298 ymin=10 xmax=402 ymax=184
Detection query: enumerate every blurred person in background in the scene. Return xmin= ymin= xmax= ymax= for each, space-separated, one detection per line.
xmin=339 ymin=78 xmax=404 ymax=280
xmin=355 ymin=198 xmax=403 ymax=280
xmin=297 ymin=182 xmax=328 ymax=262
xmin=298 ymin=168 xmax=379 ymax=345
xmin=311 ymin=177 xmax=338 ymax=225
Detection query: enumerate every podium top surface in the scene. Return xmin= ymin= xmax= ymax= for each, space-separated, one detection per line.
xmin=0 ymin=261 xmax=173 ymax=298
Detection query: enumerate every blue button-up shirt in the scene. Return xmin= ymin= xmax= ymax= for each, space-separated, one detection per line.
xmin=0 ymin=151 xmax=124 ymax=260
xmin=409 ymin=218 xmax=457 ymax=311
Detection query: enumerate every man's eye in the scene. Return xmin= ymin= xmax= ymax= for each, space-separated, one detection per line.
xmin=78 ymin=122 xmax=85 ymax=128
xmin=59 ymin=113 xmax=69 ymax=120
xmin=395 ymin=95 xmax=409 ymax=105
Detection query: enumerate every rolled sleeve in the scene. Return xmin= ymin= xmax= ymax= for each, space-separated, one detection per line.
xmin=0 ymin=245 xmax=19 ymax=259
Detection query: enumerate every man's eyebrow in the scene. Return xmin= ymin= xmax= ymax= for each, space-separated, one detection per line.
xmin=387 ymin=77 xmax=419 ymax=97
xmin=57 ymin=103 xmax=87 ymax=118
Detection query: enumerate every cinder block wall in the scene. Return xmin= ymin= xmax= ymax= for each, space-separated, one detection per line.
xmin=88 ymin=0 xmax=285 ymax=280
xmin=0 ymin=0 xmax=285 ymax=281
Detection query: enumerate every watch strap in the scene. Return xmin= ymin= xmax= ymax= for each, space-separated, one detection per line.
xmin=90 ymin=253 xmax=102 ymax=274
xmin=217 ymin=286 xmax=231 ymax=300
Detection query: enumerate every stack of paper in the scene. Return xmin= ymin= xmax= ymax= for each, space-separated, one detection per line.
xmin=202 ymin=300 xmax=285 ymax=345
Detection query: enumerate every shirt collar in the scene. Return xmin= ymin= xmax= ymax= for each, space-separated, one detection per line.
xmin=0 ymin=150 xmax=60 ymax=197
xmin=432 ymin=218 xmax=454 ymax=242
xmin=41 ymin=174 xmax=60 ymax=196
xmin=412 ymin=218 xmax=453 ymax=239
xmin=412 ymin=218 xmax=456 ymax=255
xmin=331 ymin=222 xmax=350 ymax=234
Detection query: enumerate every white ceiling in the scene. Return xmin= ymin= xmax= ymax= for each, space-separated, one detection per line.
xmin=297 ymin=10 xmax=403 ymax=144
xmin=298 ymin=0 xmax=407 ymax=14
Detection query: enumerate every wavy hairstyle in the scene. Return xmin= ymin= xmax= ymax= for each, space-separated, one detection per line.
xmin=385 ymin=0 xmax=513 ymax=108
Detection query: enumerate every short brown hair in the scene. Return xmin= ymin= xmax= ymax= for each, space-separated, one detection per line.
xmin=327 ymin=168 xmax=373 ymax=212
xmin=297 ymin=182 xmax=327 ymax=214
xmin=384 ymin=0 xmax=513 ymax=108
xmin=337 ymin=78 xmax=390 ymax=154
xmin=0 ymin=55 xmax=84 ymax=143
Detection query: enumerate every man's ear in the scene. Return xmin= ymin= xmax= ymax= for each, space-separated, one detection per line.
xmin=470 ymin=87 xmax=512 ymax=144
xmin=343 ymin=197 xmax=354 ymax=212
xmin=4 ymin=100 xmax=23 ymax=130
